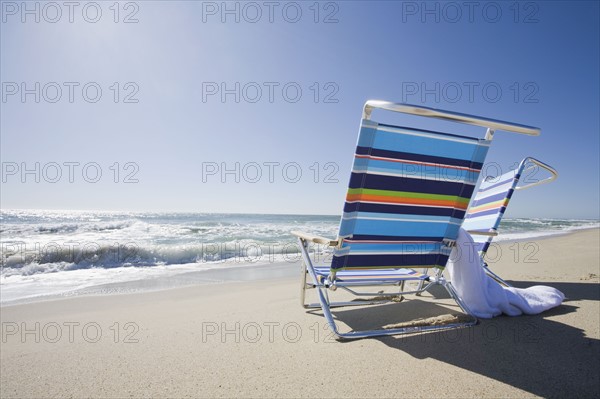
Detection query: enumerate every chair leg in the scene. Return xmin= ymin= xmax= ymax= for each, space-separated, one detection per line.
xmin=415 ymin=268 xmax=428 ymax=296
xmin=300 ymin=257 xmax=308 ymax=308
xmin=484 ymin=267 xmax=513 ymax=287
xmin=443 ymin=280 xmax=477 ymax=321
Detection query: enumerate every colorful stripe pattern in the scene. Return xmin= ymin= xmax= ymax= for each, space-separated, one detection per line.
xmin=331 ymin=120 xmax=491 ymax=271
xmin=462 ymin=165 xmax=522 ymax=255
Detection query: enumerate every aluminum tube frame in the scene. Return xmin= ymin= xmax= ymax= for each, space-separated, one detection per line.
xmin=483 ymin=265 xmax=513 ymax=287
xmin=362 ymin=100 xmax=541 ymax=136
xmin=515 ymin=157 xmax=558 ymax=190
xmin=297 ymin=237 xmax=477 ymax=340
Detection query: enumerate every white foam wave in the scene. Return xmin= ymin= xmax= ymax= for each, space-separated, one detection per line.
xmin=494 ymin=221 xmax=600 ymax=241
xmin=1 ymin=209 xmax=597 ymax=304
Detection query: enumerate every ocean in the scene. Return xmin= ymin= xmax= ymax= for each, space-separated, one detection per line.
xmin=1 ymin=209 xmax=598 ymax=304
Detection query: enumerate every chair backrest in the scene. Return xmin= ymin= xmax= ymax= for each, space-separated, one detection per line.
xmin=331 ymin=119 xmax=491 ymax=271
xmin=462 ymin=157 xmax=557 ymax=256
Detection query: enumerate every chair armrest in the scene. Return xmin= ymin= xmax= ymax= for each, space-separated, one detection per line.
xmin=467 ymin=229 xmax=499 ymax=237
xmin=515 ymin=157 xmax=558 ymax=191
xmin=291 ymin=231 xmax=339 ymax=246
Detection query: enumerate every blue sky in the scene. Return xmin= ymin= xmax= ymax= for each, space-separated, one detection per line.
xmin=1 ymin=1 xmax=598 ymax=218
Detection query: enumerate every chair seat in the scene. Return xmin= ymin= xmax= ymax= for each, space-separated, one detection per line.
xmin=313 ymin=266 xmax=429 ymax=284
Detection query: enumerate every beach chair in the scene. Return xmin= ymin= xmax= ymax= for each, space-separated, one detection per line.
xmin=461 ymin=157 xmax=558 ymax=286
xmin=292 ymin=100 xmax=541 ymax=339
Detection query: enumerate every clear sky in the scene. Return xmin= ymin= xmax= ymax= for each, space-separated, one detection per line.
xmin=1 ymin=1 xmax=599 ymax=219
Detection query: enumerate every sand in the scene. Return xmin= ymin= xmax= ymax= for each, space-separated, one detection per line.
xmin=1 ymin=229 xmax=599 ymax=398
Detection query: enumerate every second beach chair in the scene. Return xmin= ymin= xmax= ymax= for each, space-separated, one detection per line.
xmin=461 ymin=157 xmax=558 ymax=286
xmin=292 ymin=100 xmax=541 ymax=339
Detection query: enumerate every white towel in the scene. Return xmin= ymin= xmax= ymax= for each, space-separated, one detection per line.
xmin=445 ymin=228 xmax=565 ymax=318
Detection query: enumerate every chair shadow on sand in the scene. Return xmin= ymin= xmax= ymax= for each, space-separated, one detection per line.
xmin=308 ymin=280 xmax=600 ymax=398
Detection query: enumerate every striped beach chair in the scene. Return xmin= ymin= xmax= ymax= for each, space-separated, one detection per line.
xmin=462 ymin=157 xmax=558 ymax=286
xmin=293 ymin=100 xmax=541 ymax=339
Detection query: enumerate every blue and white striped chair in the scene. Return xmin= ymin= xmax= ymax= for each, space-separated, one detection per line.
xmin=293 ymin=100 xmax=541 ymax=339
xmin=462 ymin=157 xmax=558 ymax=286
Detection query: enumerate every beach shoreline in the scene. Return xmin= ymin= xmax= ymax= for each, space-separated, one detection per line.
xmin=2 ymin=226 xmax=598 ymax=307
xmin=1 ymin=229 xmax=599 ymax=398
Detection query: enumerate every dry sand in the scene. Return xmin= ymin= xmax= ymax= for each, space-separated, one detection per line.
xmin=1 ymin=229 xmax=599 ymax=398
